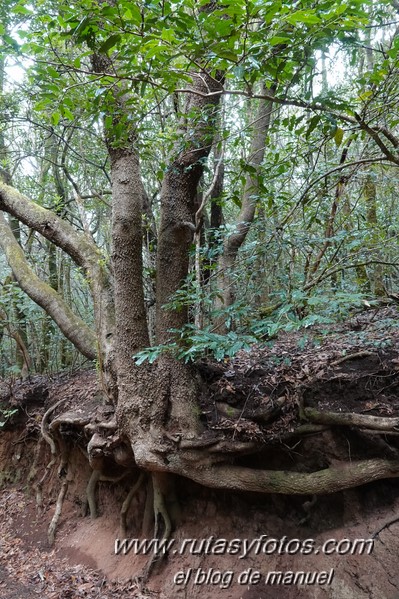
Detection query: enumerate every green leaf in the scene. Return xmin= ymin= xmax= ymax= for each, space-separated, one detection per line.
xmin=99 ymin=33 xmax=121 ymax=54
xmin=51 ymin=112 xmax=61 ymax=126
xmin=47 ymin=66 xmax=60 ymax=79
xmin=358 ymin=90 xmax=373 ymax=101
xmin=62 ymin=106 xmax=74 ymax=120
xmin=217 ymin=49 xmax=238 ymax=61
xmin=334 ymin=127 xmax=344 ymax=147
xmin=286 ymin=10 xmax=321 ymax=25
xmin=104 ymin=114 xmax=113 ymax=129
xmin=13 ymin=4 xmax=33 ymax=15
xmin=268 ymin=36 xmax=290 ymax=46
xmin=306 ymin=115 xmax=321 ymax=138
xmin=73 ymin=16 xmax=91 ymax=38
xmin=123 ymin=4 xmax=142 ymax=24
xmin=231 ymin=194 xmax=242 ymax=208
xmin=3 ymin=34 xmax=19 ymax=51
xmin=160 ymin=28 xmax=176 ymax=43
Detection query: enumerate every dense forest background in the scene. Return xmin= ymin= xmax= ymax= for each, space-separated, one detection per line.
xmin=0 ymin=0 xmax=398 ymax=377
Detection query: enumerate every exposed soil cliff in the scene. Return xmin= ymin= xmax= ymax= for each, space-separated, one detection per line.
xmin=1 ymin=306 xmax=399 ymax=598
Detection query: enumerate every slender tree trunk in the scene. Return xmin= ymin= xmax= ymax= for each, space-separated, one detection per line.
xmin=364 ymin=173 xmax=385 ymax=296
xmin=216 ymin=84 xmax=276 ymax=326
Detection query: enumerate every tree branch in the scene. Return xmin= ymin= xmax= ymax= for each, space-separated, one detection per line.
xmin=0 ymin=213 xmax=97 ymax=359
xmin=0 ymin=181 xmax=115 ymax=370
xmin=0 ymin=181 xmax=100 ymax=270
xmin=354 ymin=113 xmax=399 ymax=165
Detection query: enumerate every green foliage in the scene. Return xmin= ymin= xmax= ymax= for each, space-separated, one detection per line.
xmin=134 ymin=326 xmax=258 ymax=364
xmin=1 ymin=0 xmax=399 ymax=373
xmin=0 ymin=406 xmax=18 ymax=428
xmin=134 ymin=283 xmax=373 ymax=365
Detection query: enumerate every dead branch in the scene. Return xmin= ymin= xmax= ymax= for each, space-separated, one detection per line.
xmin=331 ymin=350 xmax=374 ymax=366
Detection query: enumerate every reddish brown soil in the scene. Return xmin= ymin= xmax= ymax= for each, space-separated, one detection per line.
xmin=2 ymin=477 xmax=399 ymax=598
xmin=1 ymin=306 xmax=399 ymax=598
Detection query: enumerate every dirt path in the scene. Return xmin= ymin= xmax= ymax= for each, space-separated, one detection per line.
xmin=2 ymin=482 xmax=399 ymax=599
xmin=0 ymin=488 xmax=158 ymax=599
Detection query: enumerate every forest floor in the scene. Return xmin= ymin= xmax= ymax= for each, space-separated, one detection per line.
xmin=1 ymin=305 xmax=399 ymax=598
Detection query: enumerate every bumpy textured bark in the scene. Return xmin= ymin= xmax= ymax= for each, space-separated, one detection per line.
xmin=155 ymin=73 xmax=224 ymax=343
xmin=171 ymin=458 xmax=399 ymax=495
xmin=110 ymin=147 xmax=151 ymax=415
xmin=114 ymin=72 xmax=224 ymax=470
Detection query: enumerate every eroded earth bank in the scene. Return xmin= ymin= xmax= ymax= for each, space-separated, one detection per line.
xmin=1 ymin=307 xmax=399 ymax=599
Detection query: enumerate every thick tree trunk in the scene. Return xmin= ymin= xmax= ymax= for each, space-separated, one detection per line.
xmin=155 ymin=73 xmax=224 ymax=343
xmin=116 ymin=72 xmax=224 ymax=470
xmin=110 ymin=147 xmax=150 ymax=410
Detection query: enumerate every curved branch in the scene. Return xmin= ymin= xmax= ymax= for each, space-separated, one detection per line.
xmin=175 ymin=87 xmax=399 ymax=164
xmin=354 ymin=113 xmax=399 ymax=165
xmin=0 ymin=181 xmax=100 ymax=269
xmin=304 ymin=259 xmax=399 ymax=291
xmin=0 ymin=181 xmax=115 ymax=375
xmin=0 ymin=213 xmax=97 ymax=359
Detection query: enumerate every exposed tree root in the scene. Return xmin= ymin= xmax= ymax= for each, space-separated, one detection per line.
xmin=41 ymin=397 xmax=69 ymax=455
xmin=36 ymin=466 xmax=50 ymax=509
xmin=299 ymin=495 xmax=318 ymax=525
xmin=37 ymin=398 xmax=70 ymax=508
xmin=36 ymin=398 xmax=67 ymax=508
xmin=47 ymin=434 xmax=71 ymax=545
xmin=86 ymin=469 xmax=101 ymax=519
xmin=86 ymin=467 xmax=131 ymax=519
xmin=304 ymin=407 xmax=399 ymax=431
xmin=142 ymin=477 xmax=154 ymax=537
xmin=283 ymin=424 xmax=329 ymax=438
xmin=48 ymin=478 xmax=68 ymax=546
xmin=120 ymin=472 xmax=145 ymax=537
xmin=28 ymin=437 xmax=44 ymax=484
xmin=26 ymin=356 xmax=399 ymax=565
xmin=141 ymin=473 xmax=172 ymax=582
xmin=36 ymin=398 xmax=75 ymax=544
xmin=331 ymin=350 xmax=374 ymax=366
xmin=172 ymin=457 xmax=399 ymax=495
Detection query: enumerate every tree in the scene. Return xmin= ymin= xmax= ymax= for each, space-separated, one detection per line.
xmin=2 ymin=0 xmax=399 ymax=559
